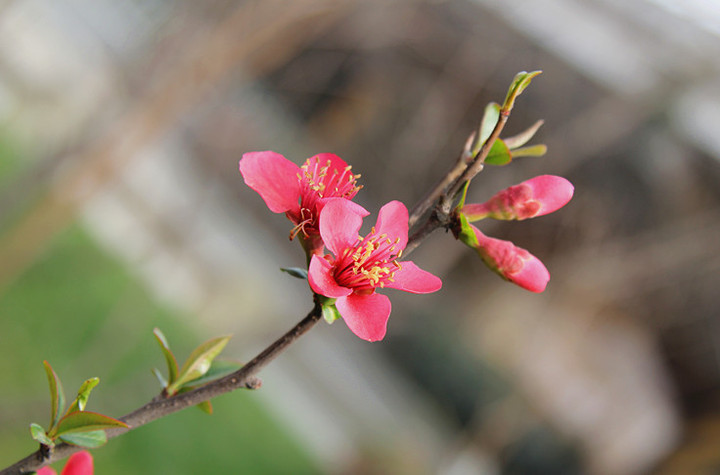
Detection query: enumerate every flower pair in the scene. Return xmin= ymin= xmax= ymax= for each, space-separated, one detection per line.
xmin=239 ymin=151 xmax=441 ymax=342
xmin=456 ymin=175 xmax=574 ymax=292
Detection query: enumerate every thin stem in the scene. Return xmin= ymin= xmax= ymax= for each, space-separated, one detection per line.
xmin=408 ymin=131 xmax=475 ymax=228
xmin=445 ymin=108 xmax=510 ymax=204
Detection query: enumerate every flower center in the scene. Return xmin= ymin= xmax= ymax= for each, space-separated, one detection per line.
xmin=333 ymin=227 xmax=403 ymax=290
xmin=299 ymin=158 xmax=361 ymax=205
xmin=288 ymin=158 xmax=362 ymax=239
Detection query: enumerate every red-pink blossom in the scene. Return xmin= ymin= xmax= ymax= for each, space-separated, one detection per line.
xmin=37 ymin=451 xmax=93 ymax=475
xmin=308 ymin=199 xmax=442 ymax=341
xmin=239 ymin=151 xmax=363 ymax=253
xmin=461 ymin=175 xmax=573 ymax=221
xmin=468 ymin=224 xmax=549 ymax=292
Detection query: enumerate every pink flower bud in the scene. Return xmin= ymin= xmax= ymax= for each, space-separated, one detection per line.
xmin=470 ymin=225 xmax=549 ymax=292
xmin=461 ymin=175 xmax=573 ymax=221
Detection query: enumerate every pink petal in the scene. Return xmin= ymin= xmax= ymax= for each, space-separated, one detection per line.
xmin=239 ymin=151 xmax=301 ymax=214
xmin=37 ymin=468 xmax=57 ymax=475
xmin=525 ymin=175 xmax=574 ymax=217
xmin=373 ymin=200 xmax=409 ymax=249
xmin=384 ymin=261 xmax=442 ymax=294
xmin=62 ymin=451 xmax=94 ymax=475
xmin=319 ymin=198 xmax=368 ymax=257
xmin=472 ymin=226 xmax=550 ymax=292
xmin=510 ymin=254 xmax=550 ymax=293
xmin=308 ymin=153 xmax=349 ymax=175
xmin=336 ymin=292 xmax=391 ymax=342
xmin=308 ymin=255 xmax=352 ymax=298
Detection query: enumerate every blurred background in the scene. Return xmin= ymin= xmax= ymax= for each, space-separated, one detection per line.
xmin=1 ymin=0 xmax=719 ymax=473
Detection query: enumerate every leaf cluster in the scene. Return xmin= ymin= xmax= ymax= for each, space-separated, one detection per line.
xmin=30 ymin=361 xmax=127 ymax=450
xmin=152 ymin=328 xmax=239 ymax=415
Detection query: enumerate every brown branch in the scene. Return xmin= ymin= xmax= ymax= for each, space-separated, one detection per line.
xmin=1 ymin=305 xmax=322 ymax=475
xmin=407 ymin=131 xmax=475 ymax=229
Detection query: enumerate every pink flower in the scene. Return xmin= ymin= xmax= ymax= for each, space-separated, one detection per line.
xmin=239 ymin=151 xmax=363 ymax=254
xmin=308 ymin=199 xmax=442 ymax=341
xmin=37 ymin=451 xmax=93 ymax=475
xmin=467 ymin=224 xmax=549 ymax=292
xmin=461 ymin=175 xmax=573 ymax=221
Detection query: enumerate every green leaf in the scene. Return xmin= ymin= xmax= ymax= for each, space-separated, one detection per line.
xmin=503 ymin=70 xmax=542 ymax=111
xmin=280 ymin=267 xmax=309 ymax=280
xmin=509 ymin=144 xmax=547 ymax=158
xmin=321 ymin=304 xmax=341 ymax=324
xmin=503 ymin=120 xmax=544 ymax=149
xmin=484 ymin=139 xmax=512 ymax=166
xmin=153 ymin=328 xmax=179 ymax=385
xmin=53 ymin=411 xmax=128 ymax=437
xmin=43 ymin=361 xmax=65 ymax=430
xmin=477 ymin=102 xmax=501 ymax=150
xmin=456 ymin=181 xmax=471 ymax=210
xmin=152 ymin=367 xmax=168 ymax=388
xmin=196 ymin=401 xmax=213 ymax=415
xmin=456 ymin=213 xmax=479 ymax=248
xmin=67 ymin=378 xmax=99 ymax=414
xmin=59 ymin=430 xmax=108 ymax=448
xmin=168 ymin=335 xmax=232 ymax=394
xmin=30 ymin=423 xmax=54 ymax=447
xmin=178 ymin=359 xmax=242 ymax=388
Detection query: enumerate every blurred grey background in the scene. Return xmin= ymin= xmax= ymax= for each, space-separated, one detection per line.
xmin=1 ymin=0 xmax=720 ymax=473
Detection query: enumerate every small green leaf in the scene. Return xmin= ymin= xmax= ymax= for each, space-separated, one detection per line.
xmin=321 ymin=304 xmax=341 ymax=324
xmin=179 ymin=359 xmax=242 ymax=388
xmin=503 ymin=70 xmax=542 ymax=111
xmin=456 ymin=181 xmax=471 ymax=210
xmin=509 ymin=144 xmax=547 ymax=158
xmin=280 ymin=267 xmax=309 ymax=280
xmin=152 ymin=368 xmax=168 ymax=388
xmin=153 ymin=328 xmax=179 ymax=385
xmin=503 ymin=120 xmax=544 ymax=149
xmin=484 ymin=139 xmax=512 ymax=166
xmin=67 ymin=378 xmax=99 ymax=414
xmin=43 ymin=361 xmax=65 ymax=430
xmin=30 ymin=423 xmax=54 ymax=447
xmin=477 ymin=102 xmax=501 ymax=150
xmin=196 ymin=401 xmax=213 ymax=415
xmin=168 ymin=335 xmax=232 ymax=394
xmin=59 ymin=430 xmax=107 ymax=448
xmin=53 ymin=411 xmax=128 ymax=437
xmin=456 ymin=213 xmax=479 ymax=248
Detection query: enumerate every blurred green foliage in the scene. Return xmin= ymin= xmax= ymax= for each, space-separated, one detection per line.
xmin=0 ymin=220 xmax=318 ymax=473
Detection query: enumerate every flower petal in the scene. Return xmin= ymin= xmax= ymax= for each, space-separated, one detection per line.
xmin=374 ymin=200 xmax=409 ymax=249
xmin=239 ymin=151 xmax=301 ymax=214
xmin=308 ymin=153 xmax=349 ymax=175
xmin=37 ymin=468 xmax=57 ymax=475
xmin=384 ymin=261 xmax=442 ymax=294
xmin=62 ymin=451 xmax=93 ymax=475
xmin=471 ymin=226 xmax=550 ymax=292
xmin=510 ymin=253 xmax=550 ymax=293
xmin=336 ymin=292 xmax=391 ymax=342
xmin=319 ymin=198 xmax=368 ymax=257
xmin=526 ymin=175 xmax=574 ymax=216
xmin=308 ymin=255 xmax=352 ymax=298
